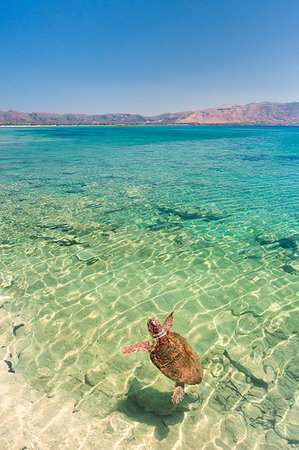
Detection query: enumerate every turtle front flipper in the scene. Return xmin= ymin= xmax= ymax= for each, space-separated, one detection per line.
xmin=172 ymin=382 xmax=185 ymax=405
xmin=123 ymin=341 xmax=151 ymax=354
xmin=162 ymin=311 xmax=174 ymax=332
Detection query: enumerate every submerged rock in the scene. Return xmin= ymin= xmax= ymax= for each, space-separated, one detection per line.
xmin=36 ymin=223 xmax=73 ymax=232
xmin=4 ymin=360 xmax=15 ymax=373
xmin=280 ymin=264 xmax=297 ymax=274
xmin=256 ymin=234 xmax=299 ymax=251
xmin=54 ymin=238 xmax=87 ymax=247
xmin=157 ymin=206 xmax=231 ymax=222
xmin=12 ymin=323 xmax=25 ymax=336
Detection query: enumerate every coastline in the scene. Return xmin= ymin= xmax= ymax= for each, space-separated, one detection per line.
xmin=1 ymin=123 xmax=298 ymax=127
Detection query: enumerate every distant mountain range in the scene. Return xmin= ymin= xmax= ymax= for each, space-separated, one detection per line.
xmin=0 ymin=102 xmax=298 ymax=125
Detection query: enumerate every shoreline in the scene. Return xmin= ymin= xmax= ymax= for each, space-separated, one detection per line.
xmin=0 ymin=123 xmax=298 ymax=127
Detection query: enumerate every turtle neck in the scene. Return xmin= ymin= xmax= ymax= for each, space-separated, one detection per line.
xmin=153 ymin=329 xmax=166 ymax=339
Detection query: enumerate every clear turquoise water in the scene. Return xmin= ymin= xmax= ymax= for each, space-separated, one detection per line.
xmin=0 ymin=126 xmax=298 ymax=448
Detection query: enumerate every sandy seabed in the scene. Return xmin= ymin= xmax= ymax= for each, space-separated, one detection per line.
xmin=1 ymin=302 xmax=297 ymax=450
xmin=1 ymin=125 xmax=298 ymax=449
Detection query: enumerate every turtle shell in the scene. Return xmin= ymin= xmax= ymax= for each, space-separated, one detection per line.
xmin=150 ymin=332 xmax=202 ymax=385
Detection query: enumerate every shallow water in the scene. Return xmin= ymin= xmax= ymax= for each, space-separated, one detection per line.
xmin=0 ymin=125 xmax=298 ymax=449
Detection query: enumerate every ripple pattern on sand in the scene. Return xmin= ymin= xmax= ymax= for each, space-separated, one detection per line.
xmin=0 ymin=126 xmax=298 ymax=449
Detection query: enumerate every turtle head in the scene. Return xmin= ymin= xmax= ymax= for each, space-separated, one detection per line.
xmin=147 ymin=317 xmax=165 ymax=339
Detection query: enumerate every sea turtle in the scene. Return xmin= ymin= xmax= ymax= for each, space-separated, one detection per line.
xmin=122 ymin=311 xmax=203 ymax=405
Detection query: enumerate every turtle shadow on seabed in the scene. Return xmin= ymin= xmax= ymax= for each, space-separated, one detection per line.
xmin=116 ymin=378 xmax=198 ymax=441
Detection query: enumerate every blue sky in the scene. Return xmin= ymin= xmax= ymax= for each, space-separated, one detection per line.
xmin=0 ymin=0 xmax=298 ymax=115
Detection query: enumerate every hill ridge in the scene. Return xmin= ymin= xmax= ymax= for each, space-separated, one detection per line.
xmin=0 ymin=101 xmax=298 ymax=125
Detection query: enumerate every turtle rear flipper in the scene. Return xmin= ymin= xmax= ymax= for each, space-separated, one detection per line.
xmin=123 ymin=341 xmax=151 ymax=354
xmin=172 ymin=382 xmax=185 ymax=405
